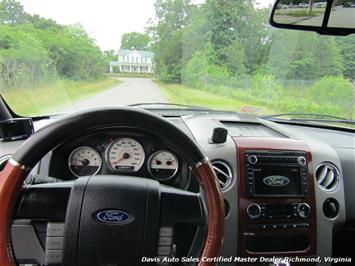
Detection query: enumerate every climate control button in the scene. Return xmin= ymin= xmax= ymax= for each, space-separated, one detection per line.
xmin=297 ymin=203 xmax=311 ymax=218
xmin=247 ymin=203 xmax=262 ymax=219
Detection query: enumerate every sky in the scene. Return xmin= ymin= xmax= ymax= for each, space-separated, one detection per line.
xmin=19 ymin=0 xmax=274 ymax=51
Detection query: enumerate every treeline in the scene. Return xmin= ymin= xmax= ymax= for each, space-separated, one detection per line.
xmin=149 ymin=0 xmax=354 ymax=83
xmin=0 ymin=0 xmax=106 ymax=89
xmin=148 ymin=0 xmax=354 ymax=118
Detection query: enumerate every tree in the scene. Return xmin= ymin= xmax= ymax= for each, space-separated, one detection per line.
xmin=181 ymin=5 xmax=211 ymax=66
xmin=205 ymin=0 xmax=270 ymax=73
xmin=182 ymin=43 xmax=229 ymax=86
xmin=120 ymin=32 xmax=150 ymax=50
xmin=149 ymin=0 xmax=192 ymax=82
xmin=0 ymin=0 xmax=28 ymax=25
xmin=267 ymin=30 xmax=343 ymax=80
xmin=222 ymin=39 xmax=246 ymax=75
xmin=0 ymin=0 xmax=106 ymax=88
xmin=0 ymin=25 xmax=53 ymax=87
xmin=103 ymin=50 xmax=117 ymax=72
xmin=337 ymin=35 xmax=355 ymax=80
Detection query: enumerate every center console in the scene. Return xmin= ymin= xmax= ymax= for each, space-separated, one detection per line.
xmin=234 ymin=138 xmax=316 ymax=259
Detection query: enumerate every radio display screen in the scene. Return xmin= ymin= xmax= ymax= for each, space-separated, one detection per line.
xmin=253 ymin=166 xmax=301 ymax=196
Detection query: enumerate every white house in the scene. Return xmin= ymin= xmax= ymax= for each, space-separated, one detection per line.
xmin=110 ymin=49 xmax=154 ymax=74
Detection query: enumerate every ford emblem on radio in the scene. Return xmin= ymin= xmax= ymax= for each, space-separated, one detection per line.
xmin=96 ymin=210 xmax=131 ymax=224
xmin=263 ymin=175 xmax=290 ymax=187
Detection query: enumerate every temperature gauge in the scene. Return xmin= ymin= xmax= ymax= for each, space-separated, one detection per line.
xmin=148 ymin=150 xmax=178 ymax=181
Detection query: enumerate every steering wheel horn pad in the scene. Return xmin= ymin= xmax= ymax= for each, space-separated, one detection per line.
xmin=64 ymin=176 xmax=161 ymax=265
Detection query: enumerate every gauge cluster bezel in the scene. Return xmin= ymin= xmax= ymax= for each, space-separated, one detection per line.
xmin=49 ymin=128 xmax=190 ymax=189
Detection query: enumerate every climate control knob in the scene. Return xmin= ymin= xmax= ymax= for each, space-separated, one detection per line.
xmin=247 ymin=203 xmax=261 ymax=219
xmin=297 ymin=203 xmax=311 ymax=218
xmin=248 ymin=155 xmax=258 ymax=165
xmin=297 ymin=156 xmax=307 ymax=166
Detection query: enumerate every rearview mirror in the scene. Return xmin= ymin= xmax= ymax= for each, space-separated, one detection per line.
xmin=270 ymin=0 xmax=355 ymax=35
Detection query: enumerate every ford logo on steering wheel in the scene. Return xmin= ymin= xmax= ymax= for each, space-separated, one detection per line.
xmin=96 ymin=210 xmax=131 ymax=224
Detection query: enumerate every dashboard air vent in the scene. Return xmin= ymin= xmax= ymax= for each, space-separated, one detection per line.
xmin=0 ymin=155 xmax=11 ymax=172
xmin=315 ymin=163 xmax=340 ymax=191
xmin=212 ymin=160 xmax=233 ymax=190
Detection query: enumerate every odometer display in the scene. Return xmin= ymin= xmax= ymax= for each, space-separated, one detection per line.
xmin=106 ymin=138 xmax=145 ymax=172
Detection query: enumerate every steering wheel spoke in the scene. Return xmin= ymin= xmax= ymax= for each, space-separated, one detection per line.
xmin=160 ymin=186 xmax=204 ymax=226
xmin=15 ymin=181 xmax=72 ymax=221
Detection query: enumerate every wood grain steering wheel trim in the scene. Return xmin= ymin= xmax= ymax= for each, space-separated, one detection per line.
xmin=193 ymin=160 xmax=225 ymax=266
xmin=0 ymin=160 xmax=29 ymax=266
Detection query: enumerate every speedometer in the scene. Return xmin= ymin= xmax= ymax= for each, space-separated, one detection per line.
xmin=106 ymin=137 xmax=145 ymax=172
xmin=68 ymin=146 xmax=102 ymax=177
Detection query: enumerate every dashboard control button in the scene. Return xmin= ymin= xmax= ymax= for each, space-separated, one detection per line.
xmin=158 ymin=236 xmax=173 ymax=246
xmin=297 ymin=203 xmax=311 ymax=218
xmin=296 ymin=223 xmax=310 ymax=228
xmin=247 ymin=203 xmax=261 ymax=219
xmin=157 ymin=246 xmax=171 ymax=256
xmin=159 ymin=227 xmax=173 ymax=237
xmin=46 ymin=237 xmax=64 ymax=250
xmin=47 ymin=223 xmax=65 ymax=237
xmin=253 ymin=224 xmax=268 ymax=230
xmin=298 ymin=156 xmax=307 ymax=166
xmin=45 ymin=250 xmax=63 ymax=265
xmin=248 ymin=155 xmax=258 ymax=165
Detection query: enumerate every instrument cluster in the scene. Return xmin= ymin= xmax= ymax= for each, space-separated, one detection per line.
xmin=50 ymin=130 xmax=189 ymax=188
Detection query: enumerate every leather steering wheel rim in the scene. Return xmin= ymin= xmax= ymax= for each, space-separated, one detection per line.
xmin=0 ymin=107 xmax=224 ymax=266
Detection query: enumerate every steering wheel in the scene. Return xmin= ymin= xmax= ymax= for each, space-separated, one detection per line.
xmin=0 ymin=107 xmax=224 ymax=266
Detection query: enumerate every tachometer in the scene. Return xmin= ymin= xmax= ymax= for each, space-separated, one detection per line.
xmin=106 ymin=137 xmax=145 ymax=172
xmin=148 ymin=150 xmax=178 ymax=181
xmin=68 ymin=146 xmax=102 ymax=177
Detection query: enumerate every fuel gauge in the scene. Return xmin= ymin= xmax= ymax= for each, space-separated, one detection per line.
xmin=148 ymin=150 xmax=178 ymax=181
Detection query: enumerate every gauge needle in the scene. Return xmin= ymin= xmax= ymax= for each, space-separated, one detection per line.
xmin=113 ymin=157 xmax=125 ymax=164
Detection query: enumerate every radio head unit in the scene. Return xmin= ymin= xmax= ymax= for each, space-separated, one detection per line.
xmin=245 ymin=151 xmax=309 ymax=197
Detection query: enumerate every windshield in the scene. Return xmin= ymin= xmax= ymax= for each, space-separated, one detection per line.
xmin=0 ymin=0 xmax=354 ymax=123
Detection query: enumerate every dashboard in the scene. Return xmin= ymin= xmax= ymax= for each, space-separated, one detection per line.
xmin=1 ymin=109 xmax=354 ymax=265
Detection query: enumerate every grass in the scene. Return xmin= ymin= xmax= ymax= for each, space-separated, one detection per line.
xmin=1 ymin=77 xmax=120 ymax=116
xmin=156 ymin=82 xmax=273 ymax=114
xmin=156 ymin=81 xmax=355 ymax=122
xmin=280 ymin=10 xmax=318 ymax=17
xmin=276 ymin=8 xmax=325 ymax=17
